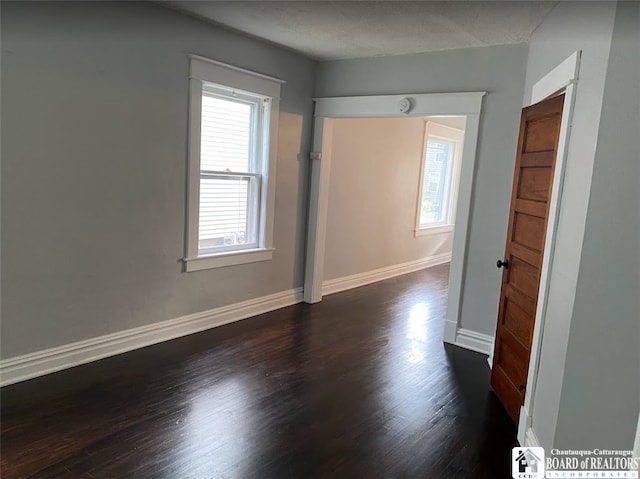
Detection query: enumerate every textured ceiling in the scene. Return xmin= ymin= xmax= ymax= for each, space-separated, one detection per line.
xmin=161 ymin=1 xmax=557 ymax=61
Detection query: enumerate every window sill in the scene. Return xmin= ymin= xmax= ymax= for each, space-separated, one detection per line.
xmin=415 ymin=225 xmax=454 ymax=237
xmin=183 ymin=248 xmax=275 ymax=272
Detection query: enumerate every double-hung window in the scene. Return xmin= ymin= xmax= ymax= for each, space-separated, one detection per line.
xmin=415 ymin=121 xmax=464 ymax=236
xmin=184 ymin=55 xmax=283 ymax=272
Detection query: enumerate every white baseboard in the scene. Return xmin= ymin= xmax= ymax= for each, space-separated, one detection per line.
xmin=443 ymin=319 xmax=458 ymax=343
xmin=518 ymin=405 xmax=531 ymax=445
xmin=322 ymin=253 xmax=451 ymax=296
xmin=487 ymin=339 xmax=495 ymax=368
xmin=517 ymin=405 xmax=542 ymax=449
xmin=524 ymin=427 xmax=541 ymax=448
xmin=453 ymin=328 xmax=494 ymax=356
xmin=0 ymin=288 xmax=303 ymax=387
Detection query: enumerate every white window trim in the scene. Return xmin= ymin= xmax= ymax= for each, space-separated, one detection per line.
xmin=185 ymin=248 xmax=276 ymax=272
xmin=183 ymin=55 xmax=284 ymax=272
xmin=415 ymin=224 xmax=454 ymax=237
xmin=414 ymin=121 xmax=464 ymax=236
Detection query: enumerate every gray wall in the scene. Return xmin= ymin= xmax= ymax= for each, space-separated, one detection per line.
xmin=0 ymin=1 xmax=315 ymax=358
xmin=316 ymin=44 xmax=528 ymax=336
xmin=554 ymin=1 xmax=639 ymax=449
xmin=324 ymin=117 xmax=457 ymax=281
xmin=520 ymin=1 xmax=618 ymax=449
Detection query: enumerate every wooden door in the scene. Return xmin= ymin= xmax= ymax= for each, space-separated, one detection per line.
xmin=490 ymin=94 xmax=564 ymax=423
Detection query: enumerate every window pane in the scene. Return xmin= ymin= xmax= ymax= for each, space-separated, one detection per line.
xmin=427 ymin=172 xmax=441 ymax=193
xmin=200 ymin=94 xmax=252 ymax=172
xmin=420 ymin=139 xmax=454 ymax=227
xmin=199 ymin=176 xmax=254 ymax=250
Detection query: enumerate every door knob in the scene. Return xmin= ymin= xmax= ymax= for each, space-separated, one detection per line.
xmin=497 ymin=259 xmax=509 ymax=269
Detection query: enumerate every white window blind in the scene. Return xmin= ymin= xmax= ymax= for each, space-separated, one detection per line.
xmin=198 ymin=92 xmax=261 ymax=254
xmin=200 ymin=94 xmax=252 ymax=172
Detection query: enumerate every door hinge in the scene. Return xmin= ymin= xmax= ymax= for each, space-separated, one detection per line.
xmin=310 ymin=152 xmax=322 ymax=161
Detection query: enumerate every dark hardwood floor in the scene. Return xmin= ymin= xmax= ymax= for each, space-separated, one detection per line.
xmin=1 ymin=264 xmax=517 ymax=478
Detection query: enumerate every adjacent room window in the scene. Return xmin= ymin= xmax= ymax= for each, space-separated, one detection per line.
xmin=415 ymin=121 xmax=464 ymax=235
xmin=184 ymin=55 xmax=283 ymax=272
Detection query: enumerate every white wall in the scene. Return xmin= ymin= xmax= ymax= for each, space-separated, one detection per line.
xmin=0 ymin=1 xmax=315 ymax=358
xmin=553 ymin=1 xmax=639 ymax=450
xmin=520 ymin=1 xmax=618 ymax=449
xmin=316 ymin=43 xmax=528 ymax=337
xmin=324 ymin=117 xmax=461 ymax=281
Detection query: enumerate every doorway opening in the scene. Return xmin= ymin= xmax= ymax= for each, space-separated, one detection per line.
xmin=302 ymin=92 xmax=486 ymax=349
xmin=320 ymin=115 xmax=466 ymax=296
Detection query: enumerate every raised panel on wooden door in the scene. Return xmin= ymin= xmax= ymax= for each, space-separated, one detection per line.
xmin=495 ymin=332 xmax=528 ymax=388
xmin=518 ymin=167 xmax=552 ymax=202
xmin=523 ymin=115 xmax=560 ymax=152
xmin=512 ymin=212 xmax=545 ymax=253
xmin=502 ymin=297 xmax=534 ymax=347
xmin=507 ymin=257 xmax=540 ymax=300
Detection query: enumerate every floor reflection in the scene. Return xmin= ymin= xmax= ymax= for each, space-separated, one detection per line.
xmin=177 ymin=376 xmax=251 ymax=478
xmin=1 ymin=264 xmax=516 ymax=478
xmin=406 ymin=302 xmax=430 ymax=364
